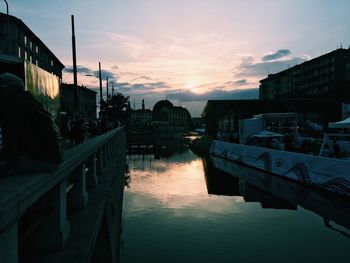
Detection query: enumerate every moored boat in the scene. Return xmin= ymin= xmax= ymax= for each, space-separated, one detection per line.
xmin=209 ymin=114 xmax=350 ymax=198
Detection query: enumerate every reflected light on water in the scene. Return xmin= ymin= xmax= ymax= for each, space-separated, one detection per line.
xmin=127 ymin=159 xmax=207 ymax=207
xmin=126 ymin=154 xmax=244 ymax=211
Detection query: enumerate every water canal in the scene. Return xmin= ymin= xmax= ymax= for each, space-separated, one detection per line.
xmin=120 ymin=138 xmax=350 ymax=263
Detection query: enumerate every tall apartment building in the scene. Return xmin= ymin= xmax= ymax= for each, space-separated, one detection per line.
xmin=0 ymin=12 xmax=64 ymax=78
xmin=259 ymin=48 xmax=350 ymax=100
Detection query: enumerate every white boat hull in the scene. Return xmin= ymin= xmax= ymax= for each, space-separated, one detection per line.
xmin=210 ymin=140 xmax=350 ymax=198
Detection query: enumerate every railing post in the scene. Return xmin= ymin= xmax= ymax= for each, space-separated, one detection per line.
xmin=102 ymin=145 xmax=108 ymax=166
xmin=113 ymin=136 xmax=118 ymax=152
xmin=86 ymin=153 xmax=98 ymax=188
xmin=69 ymin=163 xmax=88 ymax=209
xmin=36 ymin=179 xmax=71 ymax=250
xmin=0 ymin=223 xmax=18 ymax=263
xmin=107 ymin=142 xmax=112 ymax=160
xmin=110 ymin=141 xmax=114 ymax=158
xmin=97 ymin=149 xmax=103 ymax=176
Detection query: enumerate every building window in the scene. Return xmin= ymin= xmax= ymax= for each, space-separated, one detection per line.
xmin=29 ymin=41 xmax=32 ymax=51
xmin=24 ymin=51 xmax=27 ymax=60
xmin=35 ymin=46 xmax=39 ymax=53
xmin=24 ymin=35 xmax=27 ymax=46
xmin=18 ymin=46 xmax=21 ymax=58
xmin=51 ymin=60 xmax=53 ymax=67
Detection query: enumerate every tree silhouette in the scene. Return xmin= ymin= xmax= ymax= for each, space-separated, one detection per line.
xmin=100 ymin=93 xmax=131 ymax=125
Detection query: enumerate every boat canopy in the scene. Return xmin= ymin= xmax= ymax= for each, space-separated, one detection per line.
xmin=328 ymin=118 xmax=350 ymax=129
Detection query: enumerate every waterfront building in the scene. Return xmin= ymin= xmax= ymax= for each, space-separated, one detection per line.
xmin=203 ymin=48 xmax=350 ymax=137
xmin=60 ymin=83 xmax=97 ymax=120
xmin=152 ymin=100 xmax=192 ymax=130
xmin=130 ymin=99 xmax=153 ymax=127
xmin=202 ymin=99 xmax=343 ymax=137
xmin=192 ymin=117 xmax=204 ymax=129
xmin=0 ymin=12 xmax=64 ymax=78
xmin=130 ymin=109 xmax=153 ymax=126
xmin=259 ymin=48 xmax=350 ymax=100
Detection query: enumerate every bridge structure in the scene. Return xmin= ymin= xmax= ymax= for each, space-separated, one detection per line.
xmin=0 ymin=128 xmax=126 ymax=263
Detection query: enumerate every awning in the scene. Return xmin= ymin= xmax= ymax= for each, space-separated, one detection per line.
xmin=328 ymin=118 xmax=350 ymax=129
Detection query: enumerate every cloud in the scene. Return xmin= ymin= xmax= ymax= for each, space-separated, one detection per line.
xmin=224 ymin=79 xmax=247 ymax=86
xmin=63 ymin=65 xmax=93 ymax=75
xmin=92 ymin=69 xmax=117 ymax=81
xmin=64 ymin=64 xmax=118 ymax=82
xmin=235 ymin=56 xmax=306 ymax=78
xmin=166 ymin=88 xmax=259 ymax=102
xmin=262 ymin=49 xmax=291 ymax=61
xmin=234 ymin=79 xmax=247 ymax=85
xmin=130 ymin=75 xmax=153 ymax=82
xmin=115 ymin=81 xmax=171 ymax=94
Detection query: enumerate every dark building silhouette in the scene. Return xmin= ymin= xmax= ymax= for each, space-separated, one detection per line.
xmin=60 ymin=83 xmax=97 ymax=120
xmin=129 ymin=99 xmax=153 ymax=127
xmin=0 ymin=12 xmax=64 ymax=128
xmin=192 ymin=117 xmax=204 ymax=129
xmin=259 ymin=48 xmax=350 ymax=100
xmin=152 ymin=100 xmax=192 ymax=129
xmin=0 ymin=12 xmax=64 ymax=78
xmin=202 ymin=99 xmax=343 ymax=136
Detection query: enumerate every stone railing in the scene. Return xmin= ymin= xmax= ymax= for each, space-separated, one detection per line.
xmin=0 ymin=128 xmax=126 ymax=263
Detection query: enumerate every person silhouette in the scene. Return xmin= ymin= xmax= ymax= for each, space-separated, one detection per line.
xmin=0 ymin=73 xmax=62 ymax=176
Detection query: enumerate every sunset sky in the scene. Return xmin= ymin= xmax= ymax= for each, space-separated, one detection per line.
xmin=7 ymin=0 xmax=350 ymax=116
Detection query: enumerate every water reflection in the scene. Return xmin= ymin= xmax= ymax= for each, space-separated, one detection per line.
xmin=127 ymin=135 xmax=190 ymax=158
xmin=122 ymin=138 xmax=350 ymax=263
xmin=209 ymin=155 xmax=350 ymax=234
xmin=128 ymin=154 xmax=205 ymax=206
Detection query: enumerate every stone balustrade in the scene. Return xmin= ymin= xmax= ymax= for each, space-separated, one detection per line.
xmin=0 ymin=127 xmax=126 ymax=263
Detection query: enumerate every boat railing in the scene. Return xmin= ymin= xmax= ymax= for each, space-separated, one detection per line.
xmin=319 ymin=133 xmax=350 ymax=158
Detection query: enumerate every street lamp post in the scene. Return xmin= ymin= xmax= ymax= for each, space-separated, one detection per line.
xmin=98 ymin=62 xmax=102 ymax=103
xmin=71 ymin=15 xmax=79 ymax=113
xmin=2 ymin=0 xmax=8 ymax=14
xmin=85 ymin=64 xmax=103 ymax=104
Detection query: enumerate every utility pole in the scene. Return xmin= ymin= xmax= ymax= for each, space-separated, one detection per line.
xmin=98 ymin=62 xmax=103 ymax=103
xmin=106 ymin=77 xmax=109 ymax=101
xmin=71 ymin=15 xmax=78 ymax=113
